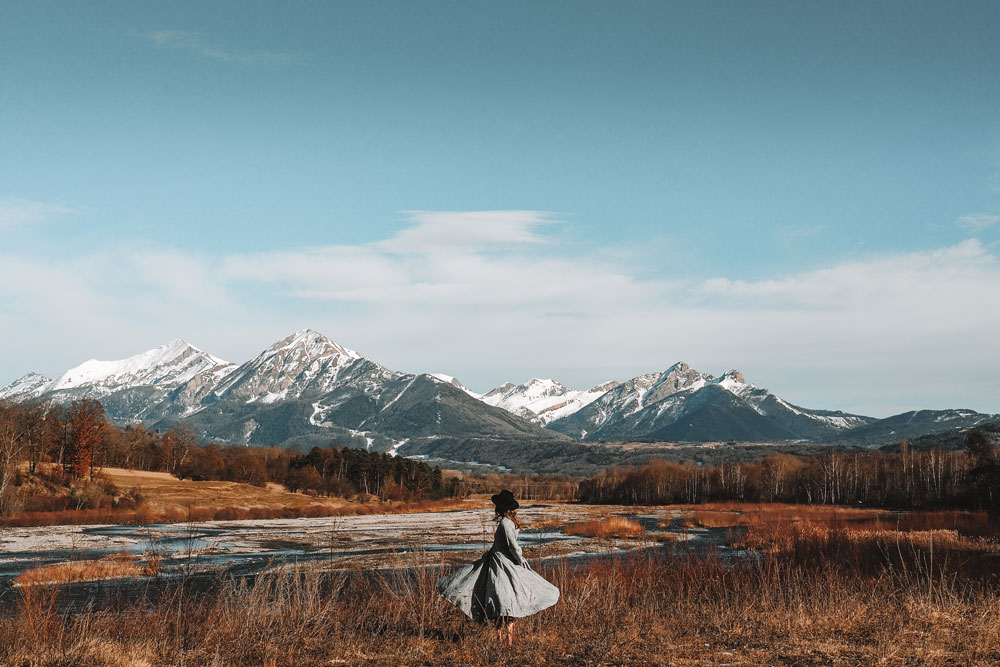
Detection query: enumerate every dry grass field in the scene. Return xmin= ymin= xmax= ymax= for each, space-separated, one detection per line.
xmin=2 ymin=467 xmax=482 ymax=527
xmin=104 ymin=467 xmax=352 ymax=512
xmin=2 ymin=503 xmax=998 ymax=665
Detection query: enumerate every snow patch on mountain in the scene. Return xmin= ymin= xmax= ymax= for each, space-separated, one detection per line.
xmin=429 ymin=373 xmax=482 ymax=398
xmin=387 ymin=437 xmax=410 ymax=457
xmin=382 ymin=376 xmax=418 ymax=412
xmin=481 ymin=377 xmax=619 ymax=425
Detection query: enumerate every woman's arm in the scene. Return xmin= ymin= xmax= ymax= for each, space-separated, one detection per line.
xmin=503 ymin=518 xmax=526 ymax=566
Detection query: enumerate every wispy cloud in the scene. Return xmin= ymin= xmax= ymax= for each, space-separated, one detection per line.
xmin=695 ymin=240 xmax=994 ymax=308
xmin=144 ymin=30 xmax=295 ymax=66
xmin=223 ymin=211 xmax=641 ymax=305
xmin=956 ymin=213 xmax=999 ymax=233
xmin=376 ymin=210 xmax=561 ymax=254
xmin=0 ymin=197 xmax=77 ymax=229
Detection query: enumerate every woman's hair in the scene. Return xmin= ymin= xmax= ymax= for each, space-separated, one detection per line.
xmin=495 ymin=508 xmax=521 ymax=530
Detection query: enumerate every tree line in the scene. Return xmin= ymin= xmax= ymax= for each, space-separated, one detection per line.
xmin=579 ymin=432 xmax=1000 ymax=513
xmin=0 ymin=399 xmax=458 ymax=515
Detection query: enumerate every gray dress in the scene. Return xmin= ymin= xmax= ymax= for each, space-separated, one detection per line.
xmin=437 ymin=516 xmax=560 ymax=624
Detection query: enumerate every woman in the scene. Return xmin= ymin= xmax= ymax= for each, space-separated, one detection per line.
xmin=437 ymin=489 xmax=560 ymax=646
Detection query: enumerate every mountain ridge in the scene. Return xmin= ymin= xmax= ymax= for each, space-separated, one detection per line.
xmin=1 ymin=333 xmax=996 ymax=459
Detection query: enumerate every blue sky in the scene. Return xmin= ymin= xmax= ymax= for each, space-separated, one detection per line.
xmin=1 ymin=1 xmax=999 ymax=416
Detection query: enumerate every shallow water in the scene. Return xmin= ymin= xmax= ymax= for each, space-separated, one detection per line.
xmin=0 ymin=507 xmax=594 ymax=588
xmin=0 ymin=505 xmax=749 ymax=610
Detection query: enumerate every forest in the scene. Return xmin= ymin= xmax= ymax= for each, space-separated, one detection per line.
xmin=579 ymin=430 xmax=1000 ymax=512
xmin=4 ymin=397 xmax=999 ymax=519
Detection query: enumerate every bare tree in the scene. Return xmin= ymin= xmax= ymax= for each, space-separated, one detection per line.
xmin=0 ymin=402 xmax=27 ymax=514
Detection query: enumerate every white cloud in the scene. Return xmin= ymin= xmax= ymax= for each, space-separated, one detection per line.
xmin=956 ymin=213 xmax=999 ymax=233
xmin=375 ymin=210 xmax=560 ymax=254
xmin=222 ymin=211 xmax=631 ymax=306
xmin=696 ymin=240 xmax=994 ymax=308
xmin=0 ymin=197 xmax=77 ymax=229
xmin=145 ymin=30 xmax=294 ymax=66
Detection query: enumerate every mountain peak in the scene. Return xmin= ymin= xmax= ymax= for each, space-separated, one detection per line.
xmin=47 ymin=339 xmax=231 ymax=394
xmin=210 ymin=330 xmax=370 ymax=403
xmin=484 ymin=382 xmax=516 ymax=398
xmin=724 ymin=369 xmax=745 ymax=383
xmin=268 ymin=329 xmax=362 ymax=360
xmin=519 ymin=378 xmax=567 ymax=392
xmin=162 ymin=337 xmax=193 ymax=348
xmin=480 ymin=377 xmax=613 ymax=426
xmin=717 ymin=369 xmax=746 ymax=385
xmin=0 ymin=372 xmax=53 ymax=400
xmin=428 ymin=373 xmax=482 ymax=398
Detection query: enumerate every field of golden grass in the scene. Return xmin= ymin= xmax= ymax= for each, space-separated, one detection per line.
xmin=103 ymin=467 xmax=347 ymax=512
xmin=3 ymin=467 xmax=483 ymax=527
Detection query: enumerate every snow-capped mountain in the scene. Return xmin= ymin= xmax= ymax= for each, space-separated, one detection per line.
xmin=1 ymin=340 xmax=235 ymax=422
xmin=45 ymin=338 xmax=233 ymax=395
xmin=0 ymin=372 xmax=52 ymax=401
xmin=481 ymin=378 xmax=619 ymax=426
xmin=2 ymin=334 xmax=995 ymax=461
xmin=172 ymin=328 xmax=555 ymax=451
xmin=546 ymin=363 xmax=872 ymax=442
xmin=827 ymin=408 xmax=997 ymax=445
xmin=208 ymin=330 xmax=368 ymax=404
xmin=543 ymin=363 xmax=710 ymax=438
xmin=0 ymin=330 xmax=560 ymax=453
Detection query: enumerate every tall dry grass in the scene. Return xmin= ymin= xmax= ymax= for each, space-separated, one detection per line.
xmin=565 ymin=516 xmax=646 ymax=539
xmin=13 ymin=553 xmax=156 ymax=587
xmin=3 ymin=521 xmax=1000 ymax=665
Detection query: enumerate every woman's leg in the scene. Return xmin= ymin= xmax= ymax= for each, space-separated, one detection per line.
xmin=494 ymin=616 xmax=515 ymax=646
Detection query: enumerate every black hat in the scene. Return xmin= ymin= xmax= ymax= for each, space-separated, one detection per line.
xmin=491 ymin=489 xmax=519 ymax=511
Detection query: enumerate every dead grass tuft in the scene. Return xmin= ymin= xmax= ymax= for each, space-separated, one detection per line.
xmin=14 ymin=553 xmax=147 ymax=587
xmin=565 ymin=516 xmax=645 ymax=538
xmin=686 ymin=509 xmax=742 ymax=527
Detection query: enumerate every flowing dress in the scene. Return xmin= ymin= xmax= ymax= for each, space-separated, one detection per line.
xmin=437 ymin=516 xmax=560 ymax=624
